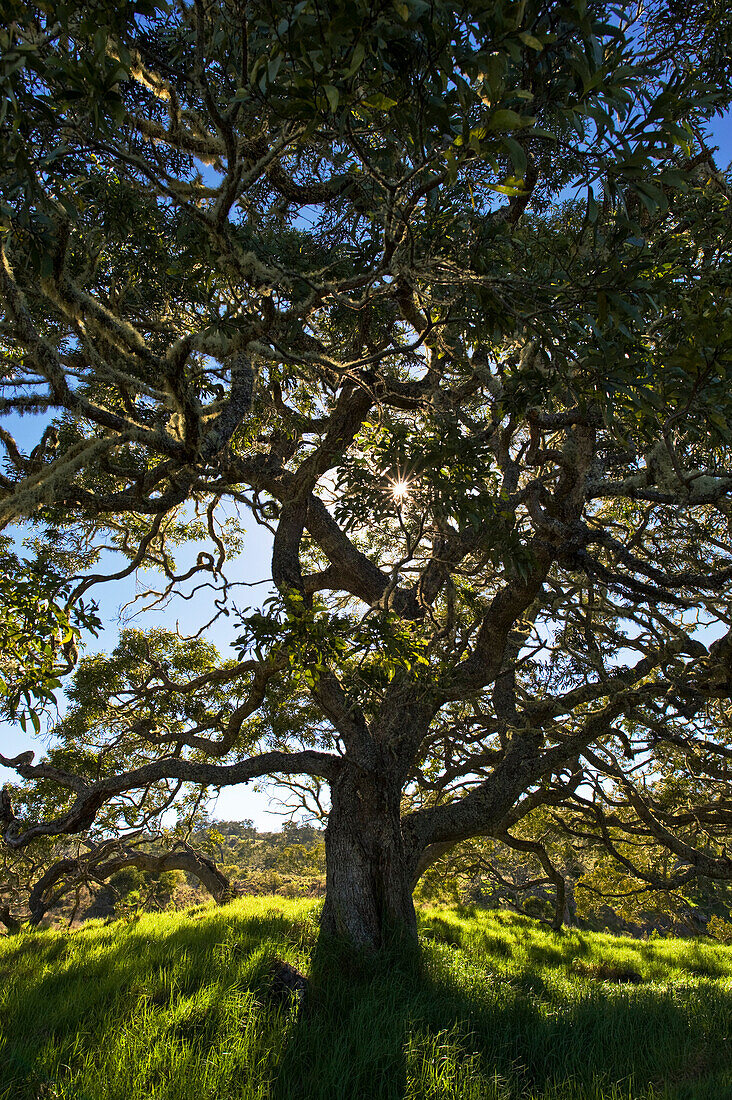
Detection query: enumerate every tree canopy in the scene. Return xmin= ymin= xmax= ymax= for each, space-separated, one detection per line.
xmin=1 ymin=0 xmax=732 ymax=948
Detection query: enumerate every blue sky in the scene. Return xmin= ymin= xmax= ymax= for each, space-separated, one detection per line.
xmin=709 ymin=113 xmax=731 ymax=168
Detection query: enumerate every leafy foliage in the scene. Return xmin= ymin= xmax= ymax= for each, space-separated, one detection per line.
xmin=0 ymin=542 xmax=99 ymax=727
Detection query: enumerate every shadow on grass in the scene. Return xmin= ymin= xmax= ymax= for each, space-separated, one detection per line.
xmin=2 ymin=903 xmax=732 ymax=1100
xmin=271 ymin=927 xmax=732 ymax=1100
xmin=272 ymin=933 xmax=419 ymax=1100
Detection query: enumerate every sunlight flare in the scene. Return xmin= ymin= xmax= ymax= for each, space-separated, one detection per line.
xmin=390 ymin=478 xmax=411 ymax=501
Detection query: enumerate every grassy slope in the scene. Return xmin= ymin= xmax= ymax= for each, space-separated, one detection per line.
xmin=1 ymin=899 xmax=731 ymax=1100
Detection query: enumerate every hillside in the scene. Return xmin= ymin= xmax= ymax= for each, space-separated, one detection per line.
xmin=1 ymin=900 xmax=731 ymax=1100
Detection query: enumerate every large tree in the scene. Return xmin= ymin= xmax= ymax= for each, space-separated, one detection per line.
xmin=1 ymin=0 xmax=732 ymax=949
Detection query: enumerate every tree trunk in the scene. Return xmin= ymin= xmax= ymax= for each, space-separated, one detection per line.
xmin=320 ymin=767 xmax=416 ymax=949
xmin=0 ymin=905 xmax=22 ymax=934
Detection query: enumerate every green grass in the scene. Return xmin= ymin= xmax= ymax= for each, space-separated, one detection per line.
xmin=1 ymin=899 xmax=731 ymax=1100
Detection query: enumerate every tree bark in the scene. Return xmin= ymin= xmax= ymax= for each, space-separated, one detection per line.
xmin=320 ymin=766 xmax=417 ymax=949
xmin=0 ymin=905 xmax=22 ymax=934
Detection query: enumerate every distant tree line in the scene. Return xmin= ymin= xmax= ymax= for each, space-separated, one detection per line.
xmin=4 ymin=816 xmax=732 ymax=940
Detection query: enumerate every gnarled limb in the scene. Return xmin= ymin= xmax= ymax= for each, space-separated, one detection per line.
xmin=1 ymin=749 xmax=340 ymax=849
xmin=27 ymin=843 xmax=234 ymax=926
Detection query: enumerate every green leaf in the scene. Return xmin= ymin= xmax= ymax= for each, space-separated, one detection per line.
xmin=267 ymin=55 xmax=283 ymax=85
xmin=487 ymin=180 xmax=525 ymax=196
xmin=503 ymin=136 xmax=527 ymax=176
xmin=363 ymin=92 xmax=398 ymax=111
xmin=324 ymin=84 xmax=340 ymax=113
xmin=346 ymin=42 xmax=366 ymax=77
xmin=487 ymin=109 xmax=525 ymax=132
xmin=519 ymin=32 xmax=544 ymax=51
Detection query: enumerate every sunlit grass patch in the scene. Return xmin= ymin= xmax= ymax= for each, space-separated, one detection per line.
xmin=1 ymin=899 xmax=731 ymax=1099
